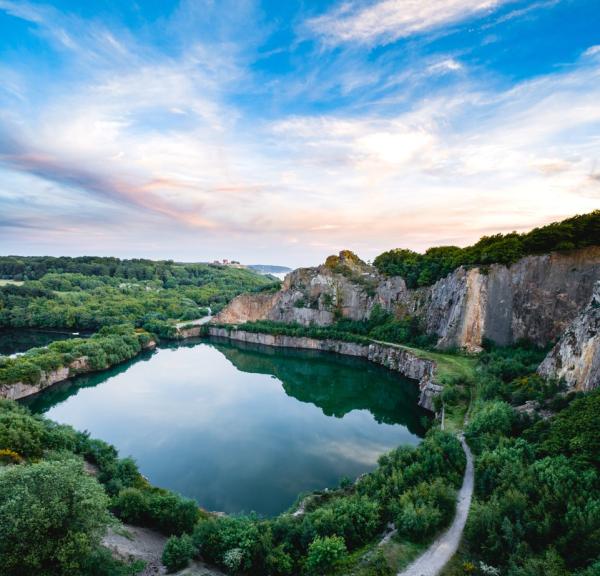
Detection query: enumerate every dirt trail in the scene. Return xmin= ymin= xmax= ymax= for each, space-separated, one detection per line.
xmin=103 ymin=524 xmax=223 ymax=576
xmin=397 ymin=435 xmax=474 ymax=576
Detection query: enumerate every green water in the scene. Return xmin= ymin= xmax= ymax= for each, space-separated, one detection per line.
xmin=0 ymin=328 xmax=81 ymax=356
xmin=26 ymin=337 xmax=428 ymax=516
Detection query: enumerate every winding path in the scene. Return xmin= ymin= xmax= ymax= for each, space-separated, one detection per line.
xmin=175 ymin=307 xmax=212 ymax=329
xmin=397 ymin=435 xmax=474 ymax=576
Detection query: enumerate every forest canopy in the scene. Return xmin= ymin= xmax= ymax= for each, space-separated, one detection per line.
xmin=373 ymin=210 xmax=599 ymax=288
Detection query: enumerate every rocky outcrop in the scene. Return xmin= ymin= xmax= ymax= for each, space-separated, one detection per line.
xmin=215 ymin=248 xmax=600 ymax=352
xmin=215 ymin=291 xmax=282 ymax=324
xmin=0 ymin=357 xmax=92 ymax=400
xmin=207 ymin=327 xmax=438 ymax=411
xmin=538 ymin=281 xmax=600 ymax=391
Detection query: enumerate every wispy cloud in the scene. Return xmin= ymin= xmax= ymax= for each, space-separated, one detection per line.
xmin=306 ymin=0 xmax=510 ymax=46
xmin=0 ymin=1 xmax=598 ymax=265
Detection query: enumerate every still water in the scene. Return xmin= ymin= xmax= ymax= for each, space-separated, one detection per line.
xmin=0 ymin=328 xmax=81 ymax=356
xmin=27 ymin=338 xmax=427 ymax=516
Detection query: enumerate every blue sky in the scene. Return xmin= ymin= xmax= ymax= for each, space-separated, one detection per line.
xmin=0 ymin=0 xmax=598 ymax=266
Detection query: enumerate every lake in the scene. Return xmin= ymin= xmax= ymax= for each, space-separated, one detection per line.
xmin=0 ymin=328 xmax=82 ymax=356
xmin=26 ymin=338 xmax=428 ymax=516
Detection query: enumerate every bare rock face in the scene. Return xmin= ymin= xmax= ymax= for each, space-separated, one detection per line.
xmin=538 ymin=281 xmax=600 ymax=391
xmin=215 ymin=291 xmax=282 ymax=324
xmin=215 ymin=248 xmax=600 ymax=352
xmin=0 ymin=357 xmax=90 ymax=400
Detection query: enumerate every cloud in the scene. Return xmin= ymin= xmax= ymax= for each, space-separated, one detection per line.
xmin=584 ymin=45 xmax=600 ymax=57
xmin=0 ymin=1 xmax=598 ymax=266
xmin=306 ymin=0 xmax=509 ymax=45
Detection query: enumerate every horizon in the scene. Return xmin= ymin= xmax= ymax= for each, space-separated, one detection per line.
xmin=1 ymin=1 xmax=599 ymax=267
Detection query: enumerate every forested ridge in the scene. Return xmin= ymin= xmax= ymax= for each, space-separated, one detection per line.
xmin=0 ymin=259 xmax=277 ymax=337
xmin=374 ymin=210 xmax=599 ymax=288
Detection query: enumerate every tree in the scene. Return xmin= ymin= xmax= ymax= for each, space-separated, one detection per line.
xmin=305 ymin=535 xmax=347 ymax=575
xmin=0 ymin=458 xmax=111 ymax=575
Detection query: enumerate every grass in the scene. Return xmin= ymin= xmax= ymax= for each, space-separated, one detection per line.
xmin=370 ymin=339 xmax=477 ymax=432
xmin=338 ymin=535 xmax=427 ymax=576
xmin=0 ymin=279 xmax=23 ymax=286
xmin=370 ymin=339 xmax=477 ymax=383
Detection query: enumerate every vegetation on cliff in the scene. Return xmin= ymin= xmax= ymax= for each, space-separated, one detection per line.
xmin=374 ymin=210 xmax=599 ymax=287
xmin=233 ymin=303 xmax=436 ymax=349
xmin=0 ymin=325 xmax=154 ymax=387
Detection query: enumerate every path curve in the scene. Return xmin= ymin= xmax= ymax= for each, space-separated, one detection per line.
xmin=397 ymin=435 xmax=474 ymax=576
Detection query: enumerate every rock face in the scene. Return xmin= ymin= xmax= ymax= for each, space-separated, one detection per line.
xmin=538 ymin=281 xmax=600 ymax=391
xmin=208 ymin=327 xmax=438 ymax=411
xmin=0 ymin=357 xmax=91 ymax=400
xmin=214 ymin=291 xmax=282 ymax=324
xmin=216 ymin=247 xmax=600 ymax=352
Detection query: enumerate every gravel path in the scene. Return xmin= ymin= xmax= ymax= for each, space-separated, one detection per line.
xmin=397 ymin=435 xmax=474 ymax=576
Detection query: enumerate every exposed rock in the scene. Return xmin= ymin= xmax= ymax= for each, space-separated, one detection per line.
xmin=0 ymin=357 xmax=90 ymax=400
xmin=215 ymin=291 xmax=282 ymax=324
xmin=207 ymin=327 xmax=438 ymax=411
xmin=538 ymin=281 xmax=600 ymax=391
xmin=215 ymin=248 xmax=600 ymax=352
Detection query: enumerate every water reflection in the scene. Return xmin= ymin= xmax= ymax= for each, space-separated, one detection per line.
xmin=26 ymin=338 xmax=428 ymax=516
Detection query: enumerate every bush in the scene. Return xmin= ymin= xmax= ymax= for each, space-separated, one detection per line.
xmin=305 ymin=535 xmax=347 ymax=575
xmin=162 ymin=534 xmax=196 ymax=572
xmin=395 ymin=479 xmax=456 ymax=541
xmin=0 ymin=458 xmax=111 ymax=575
xmin=465 ymin=401 xmax=515 ymax=454
xmin=0 ymin=399 xmax=46 ymax=458
xmin=112 ymin=488 xmax=199 ymax=535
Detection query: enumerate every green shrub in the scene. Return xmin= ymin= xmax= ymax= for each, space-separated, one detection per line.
xmin=395 ymin=479 xmax=456 ymax=541
xmin=305 ymin=535 xmax=347 ymax=575
xmin=162 ymin=534 xmax=196 ymax=572
xmin=0 ymin=399 xmax=46 ymax=458
xmin=0 ymin=458 xmax=111 ymax=575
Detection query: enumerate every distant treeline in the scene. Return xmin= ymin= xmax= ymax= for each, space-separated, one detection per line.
xmin=0 ymin=255 xmax=253 ymax=284
xmin=374 ymin=210 xmax=599 ymax=288
xmin=0 ymin=262 xmax=277 ymax=336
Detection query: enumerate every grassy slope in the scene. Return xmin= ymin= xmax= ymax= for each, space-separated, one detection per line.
xmin=371 ymin=339 xmax=477 ymax=433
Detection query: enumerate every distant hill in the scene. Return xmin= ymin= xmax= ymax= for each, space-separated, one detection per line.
xmin=248 ymin=265 xmax=292 ymax=274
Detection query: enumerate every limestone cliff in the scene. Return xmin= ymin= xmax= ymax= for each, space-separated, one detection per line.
xmin=215 ymin=247 xmax=600 ymax=352
xmin=538 ymin=281 xmax=600 ymax=391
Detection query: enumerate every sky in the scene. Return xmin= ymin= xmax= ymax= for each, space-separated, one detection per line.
xmin=0 ymin=0 xmax=599 ymax=267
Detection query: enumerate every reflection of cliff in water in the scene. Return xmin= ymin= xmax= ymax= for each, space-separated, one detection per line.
xmin=25 ymin=337 xmax=429 ymax=438
xmin=209 ymin=337 xmax=429 ymax=436
xmin=23 ymin=350 xmax=156 ymax=413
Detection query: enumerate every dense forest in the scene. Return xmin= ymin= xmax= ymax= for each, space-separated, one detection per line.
xmin=373 ymin=210 xmax=599 ymax=288
xmin=2 ymin=341 xmax=599 ymax=575
xmin=442 ymin=345 xmax=600 ymax=576
xmin=0 ymin=258 xmax=277 ymax=337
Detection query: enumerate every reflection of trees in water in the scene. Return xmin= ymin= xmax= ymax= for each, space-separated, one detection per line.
xmin=210 ymin=338 xmax=429 ymax=437
xmin=24 ymin=337 xmax=429 ymax=438
xmin=0 ymin=329 xmax=80 ymax=356
xmin=23 ymin=350 xmax=156 ymax=413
